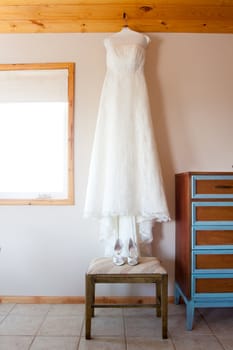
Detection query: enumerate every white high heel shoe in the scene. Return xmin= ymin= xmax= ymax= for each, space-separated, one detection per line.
xmin=127 ymin=238 xmax=139 ymax=266
xmin=113 ymin=238 xmax=125 ymax=266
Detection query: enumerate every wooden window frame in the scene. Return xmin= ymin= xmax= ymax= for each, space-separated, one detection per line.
xmin=0 ymin=62 xmax=75 ymax=205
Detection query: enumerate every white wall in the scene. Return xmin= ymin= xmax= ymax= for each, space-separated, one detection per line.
xmin=0 ymin=33 xmax=232 ymax=298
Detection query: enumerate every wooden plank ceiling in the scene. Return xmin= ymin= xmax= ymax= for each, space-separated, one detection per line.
xmin=0 ymin=0 xmax=233 ymax=34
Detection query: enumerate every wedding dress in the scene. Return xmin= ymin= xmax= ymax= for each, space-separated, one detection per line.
xmin=84 ymin=28 xmax=170 ymax=257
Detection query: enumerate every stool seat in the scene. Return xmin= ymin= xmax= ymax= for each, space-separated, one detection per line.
xmin=87 ymin=257 xmax=167 ymax=275
xmin=85 ymin=257 xmax=168 ymax=339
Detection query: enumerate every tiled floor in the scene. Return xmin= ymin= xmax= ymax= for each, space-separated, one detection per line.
xmin=0 ymin=303 xmax=232 ymax=349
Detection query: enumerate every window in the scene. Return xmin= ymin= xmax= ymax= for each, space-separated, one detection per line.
xmin=0 ymin=63 xmax=74 ymax=205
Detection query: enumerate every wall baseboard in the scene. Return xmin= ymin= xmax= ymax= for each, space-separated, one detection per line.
xmin=0 ymin=295 xmax=174 ymax=304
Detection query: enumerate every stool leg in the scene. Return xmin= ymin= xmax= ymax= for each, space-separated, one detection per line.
xmin=156 ymin=281 xmax=161 ymax=317
xmin=91 ymin=279 xmax=95 ymax=317
xmin=161 ymin=274 xmax=168 ymax=339
xmin=85 ymin=274 xmax=94 ymax=339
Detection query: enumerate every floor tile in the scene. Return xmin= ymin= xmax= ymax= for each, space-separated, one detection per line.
xmin=171 ymin=334 xmax=225 ymax=350
xmin=168 ymin=303 xmax=186 ymax=316
xmin=168 ymin=312 xmax=211 ymax=336
xmin=1 ymin=303 xmax=232 ymax=350
xmin=0 ymin=315 xmax=44 ymax=336
xmin=123 ymin=307 xmax=156 ymax=317
xmin=124 ymin=315 xmax=162 ymax=338
xmin=0 ymin=303 xmax=15 ymax=315
xmin=127 ymin=337 xmax=174 ymax=350
xmin=0 ymin=315 xmax=6 ymax=323
xmin=0 ymin=335 xmax=33 ymax=350
xmin=94 ymin=308 xmax=123 ymax=316
xmin=209 ymin=325 xmax=233 ymax=338
xmin=88 ymin=316 xmax=124 ymax=337
xmin=199 ymin=308 xmax=233 ymax=337
xmin=47 ymin=304 xmax=84 ymax=316
xmin=217 ymin=337 xmax=233 ymax=350
xmin=79 ymin=336 xmax=126 ymax=350
xmin=30 ymin=336 xmax=79 ymax=350
xmin=38 ymin=315 xmax=83 ymax=336
xmin=10 ymin=304 xmax=50 ymax=316
xmin=122 ymin=303 xmax=186 ymax=317
xmin=198 ymin=308 xmax=232 ymax=321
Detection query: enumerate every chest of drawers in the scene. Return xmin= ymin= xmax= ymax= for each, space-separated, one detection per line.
xmin=175 ymin=172 xmax=233 ymax=330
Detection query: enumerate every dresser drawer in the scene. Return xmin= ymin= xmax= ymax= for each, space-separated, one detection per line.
xmin=195 ymin=277 xmax=233 ymax=293
xmin=192 ymin=227 xmax=233 ymax=248
xmin=192 ymin=249 xmax=233 ymax=273
xmin=195 ymin=254 xmax=233 ymax=270
xmin=192 ymin=202 xmax=233 ymax=225
xmin=192 ymin=175 xmax=233 ymax=199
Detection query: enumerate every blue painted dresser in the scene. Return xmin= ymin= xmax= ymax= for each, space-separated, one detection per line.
xmin=175 ymin=172 xmax=233 ymax=330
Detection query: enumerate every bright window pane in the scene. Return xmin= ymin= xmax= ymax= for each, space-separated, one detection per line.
xmin=0 ymin=102 xmax=68 ymax=199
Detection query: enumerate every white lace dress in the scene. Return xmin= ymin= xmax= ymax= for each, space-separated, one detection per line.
xmin=84 ymin=32 xmax=170 ymax=256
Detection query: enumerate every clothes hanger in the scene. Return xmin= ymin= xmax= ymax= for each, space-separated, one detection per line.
xmin=121 ymin=11 xmax=150 ymax=43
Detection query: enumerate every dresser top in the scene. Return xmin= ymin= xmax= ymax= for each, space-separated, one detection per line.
xmin=176 ymin=172 xmax=233 ymax=176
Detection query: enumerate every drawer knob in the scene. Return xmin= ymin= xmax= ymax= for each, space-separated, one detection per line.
xmin=215 ymin=185 xmax=233 ymax=189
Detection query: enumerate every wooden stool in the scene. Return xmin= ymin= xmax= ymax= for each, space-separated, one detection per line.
xmin=85 ymin=257 xmax=168 ymax=339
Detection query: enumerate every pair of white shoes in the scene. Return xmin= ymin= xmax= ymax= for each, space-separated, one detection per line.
xmin=113 ymin=238 xmax=139 ymax=266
